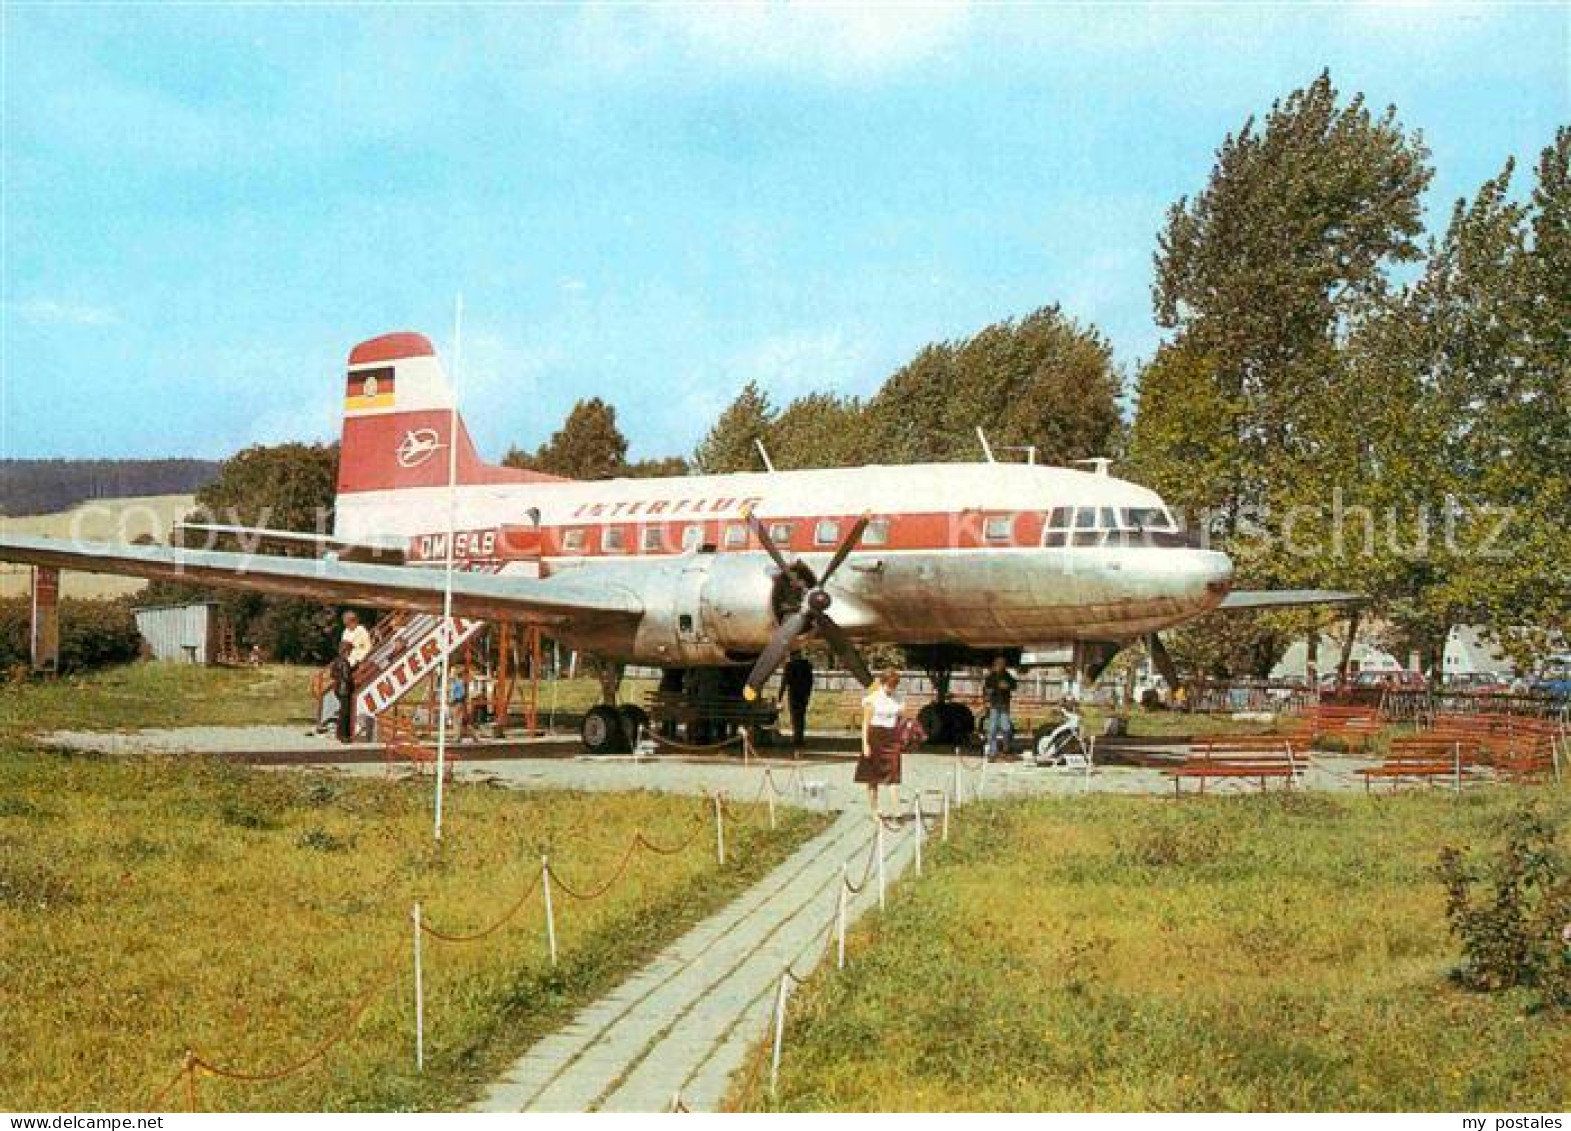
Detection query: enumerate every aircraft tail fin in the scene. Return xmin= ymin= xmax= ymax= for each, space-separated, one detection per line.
xmin=336 ymin=331 xmax=564 ymax=498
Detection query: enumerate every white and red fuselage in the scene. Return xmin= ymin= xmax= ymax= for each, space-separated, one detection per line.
xmin=334 ymin=333 xmax=1235 ymax=669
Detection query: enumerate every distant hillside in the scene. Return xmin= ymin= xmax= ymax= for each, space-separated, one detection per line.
xmin=0 ymin=459 xmax=221 ymax=517
xmin=0 ymin=494 xmax=196 ymax=599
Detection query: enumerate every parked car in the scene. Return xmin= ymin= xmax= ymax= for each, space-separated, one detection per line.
xmin=1352 ymin=669 xmax=1428 ymax=691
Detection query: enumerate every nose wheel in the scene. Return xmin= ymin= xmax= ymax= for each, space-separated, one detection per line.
xmin=917 ymin=700 xmax=975 ymax=746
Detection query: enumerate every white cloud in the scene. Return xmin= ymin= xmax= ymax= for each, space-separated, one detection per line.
xmin=11 ymin=299 xmax=119 ymax=327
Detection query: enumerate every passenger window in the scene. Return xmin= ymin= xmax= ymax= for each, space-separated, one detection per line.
xmin=681 ymin=525 xmax=703 ymax=550
xmin=562 ymin=528 xmax=586 ymax=553
xmin=863 ymin=518 xmax=890 ymax=546
xmin=603 ymin=527 xmax=625 ymax=552
xmin=769 ymin=522 xmax=794 ymax=546
xmin=642 ymin=527 xmax=664 ymax=552
xmin=984 ymin=515 xmax=1013 ymax=542
xmin=815 ymin=519 xmax=841 ymax=546
xmin=723 ymin=523 xmax=748 ymax=549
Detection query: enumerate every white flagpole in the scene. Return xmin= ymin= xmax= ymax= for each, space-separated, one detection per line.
xmin=434 ymin=294 xmax=463 ymax=840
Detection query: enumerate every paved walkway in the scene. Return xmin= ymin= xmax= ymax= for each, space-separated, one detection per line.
xmin=474 ymin=806 xmax=919 ymax=1113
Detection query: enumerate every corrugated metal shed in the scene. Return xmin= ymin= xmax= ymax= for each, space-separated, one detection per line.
xmin=132 ymin=601 xmax=221 ymax=664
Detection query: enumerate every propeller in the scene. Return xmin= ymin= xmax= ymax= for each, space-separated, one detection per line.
xmin=741 ymin=508 xmax=874 ymax=699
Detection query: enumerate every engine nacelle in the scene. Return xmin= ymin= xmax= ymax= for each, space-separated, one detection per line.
xmin=621 ymin=553 xmax=779 ymax=667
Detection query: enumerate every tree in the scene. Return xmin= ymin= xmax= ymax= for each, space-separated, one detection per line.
xmin=694 ymin=382 xmax=774 ymax=473
xmin=768 ymin=393 xmax=868 ymax=469
xmin=1144 ymin=70 xmax=1432 ymax=539
xmin=1130 ymin=73 xmax=1435 ymax=677
xmin=862 ymin=306 xmax=1122 ymax=465
xmin=504 ymin=398 xmax=629 ymax=480
xmin=145 ymin=442 xmax=342 ymax=664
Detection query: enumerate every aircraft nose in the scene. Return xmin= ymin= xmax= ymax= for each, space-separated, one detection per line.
xmin=1197 ymin=550 xmax=1234 ymax=600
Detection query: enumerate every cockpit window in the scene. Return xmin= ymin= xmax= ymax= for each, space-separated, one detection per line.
xmin=1046 ymin=507 xmax=1071 ymax=530
xmin=1098 ymin=507 xmax=1118 ymax=530
xmin=1073 ymin=508 xmax=1098 ymax=530
xmin=1123 ymin=507 xmax=1173 ymax=532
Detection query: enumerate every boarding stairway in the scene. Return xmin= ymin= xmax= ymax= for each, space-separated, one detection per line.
xmin=311 ymin=524 xmax=548 ymax=727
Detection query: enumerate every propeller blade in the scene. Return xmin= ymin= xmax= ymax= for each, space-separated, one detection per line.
xmin=743 ymin=609 xmax=810 ymax=699
xmin=816 ymin=613 xmax=873 ymax=688
xmin=743 ymin=506 xmax=795 ymax=578
xmin=817 ymin=512 xmax=871 ymax=586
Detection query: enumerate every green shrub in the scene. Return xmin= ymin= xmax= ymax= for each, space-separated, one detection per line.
xmin=0 ymin=595 xmax=142 ymax=673
xmin=1436 ymin=804 xmax=1570 ymax=1009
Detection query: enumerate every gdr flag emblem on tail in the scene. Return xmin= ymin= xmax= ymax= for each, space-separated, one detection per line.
xmin=345 ymin=365 xmax=396 ymax=412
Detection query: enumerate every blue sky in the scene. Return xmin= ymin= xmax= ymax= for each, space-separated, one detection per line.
xmin=2 ymin=2 xmax=1566 ymax=464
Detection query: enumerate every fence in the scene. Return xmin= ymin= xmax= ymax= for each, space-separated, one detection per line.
xmin=146 ymin=789 xmax=772 ymax=1112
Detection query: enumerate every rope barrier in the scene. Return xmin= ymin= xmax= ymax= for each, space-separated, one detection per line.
xmin=547 ymin=836 xmax=645 ymax=902
xmin=646 ymin=731 xmax=746 ymax=754
xmin=419 ymin=872 xmax=543 ymax=943
xmin=149 ymin=947 xmax=406 ymax=1109
xmin=144 ymin=793 xmax=735 ymax=1108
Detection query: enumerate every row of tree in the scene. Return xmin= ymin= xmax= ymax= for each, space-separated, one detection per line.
xmin=1128 ymin=73 xmax=1567 ymax=674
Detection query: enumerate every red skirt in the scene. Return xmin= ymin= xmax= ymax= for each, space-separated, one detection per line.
xmin=855 ymin=724 xmax=901 ymax=785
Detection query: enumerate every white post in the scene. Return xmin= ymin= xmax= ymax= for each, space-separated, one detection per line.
xmin=769 ymin=973 xmax=790 ymax=1097
xmin=433 ymin=295 xmax=464 ymax=842
xmin=876 ymin=821 xmax=886 ymax=910
xmin=836 ymin=863 xmax=848 ymax=970
xmin=767 ymin=786 xmax=777 ymax=831
xmin=941 ymin=789 xmax=951 ymax=842
xmin=1085 ymin=735 xmax=1095 ymax=793
xmin=913 ymin=795 xmax=924 ymax=877
xmin=412 ymin=902 xmax=425 ymax=1072
xmin=1453 ymin=741 xmax=1462 ymax=796
xmin=714 ymin=794 xmax=726 ymax=866
xmin=541 ymin=855 xmax=558 ymax=966
xmin=952 ymin=755 xmax=963 ymax=807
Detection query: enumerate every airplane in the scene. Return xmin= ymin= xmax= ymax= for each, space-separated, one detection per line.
xmin=0 ymin=330 xmax=1358 ymax=751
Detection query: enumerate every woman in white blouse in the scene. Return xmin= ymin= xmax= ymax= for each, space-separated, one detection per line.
xmin=857 ymin=668 xmax=905 ymax=820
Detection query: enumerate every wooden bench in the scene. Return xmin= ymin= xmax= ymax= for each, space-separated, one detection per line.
xmin=1492 ymin=732 xmax=1559 ymax=783
xmin=1359 ymin=736 xmax=1481 ymax=792
xmin=1167 ymin=736 xmax=1305 ymax=795
xmin=1282 ymin=705 xmax=1382 ymax=750
xmin=380 ymin=714 xmax=457 ymax=781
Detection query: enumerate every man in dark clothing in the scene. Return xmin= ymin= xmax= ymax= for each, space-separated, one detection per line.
xmin=331 ymin=645 xmax=357 ymax=744
xmin=982 ymin=655 xmax=1018 ymax=759
xmin=781 ymin=652 xmax=814 ymax=752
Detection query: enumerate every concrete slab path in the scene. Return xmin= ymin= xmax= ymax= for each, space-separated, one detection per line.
xmin=473 ymin=806 xmax=919 ymax=1113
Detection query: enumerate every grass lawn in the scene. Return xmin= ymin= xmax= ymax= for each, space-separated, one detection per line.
xmin=0 ymin=664 xmax=320 ymax=737
xmin=0 ymin=746 xmax=826 ymax=1111
xmin=733 ymin=789 xmax=1570 ymax=1112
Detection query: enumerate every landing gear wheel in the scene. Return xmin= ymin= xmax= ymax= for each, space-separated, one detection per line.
xmin=940 ymin=702 xmax=975 ymax=744
xmin=582 ymin=704 xmax=629 ymax=755
xmin=618 ymin=704 xmax=650 ymax=747
xmin=917 ymin=701 xmax=977 ymax=745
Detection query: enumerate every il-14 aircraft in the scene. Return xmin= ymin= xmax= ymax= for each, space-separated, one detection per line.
xmin=0 ymin=331 xmax=1355 ymax=750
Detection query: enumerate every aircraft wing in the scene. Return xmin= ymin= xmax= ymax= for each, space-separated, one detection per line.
xmin=175 ymin=522 xmax=406 ymax=564
xmin=1218 ymin=589 xmax=1366 ymax=610
xmin=0 ymin=534 xmax=641 ymax=626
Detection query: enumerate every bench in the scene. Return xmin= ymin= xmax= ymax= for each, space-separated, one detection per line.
xmin=1492 ymin=732 xmax=1559 ymax=783
xmin=1167 ymin=736 xmax=1304 ymax=795
xmin=1281 ymin=705 xmax=1382 ymax=750
xmin=380 ymin=714 xmax=457 ymax=781
xmin=1359 ymin=736 xmax=1481 ymax=792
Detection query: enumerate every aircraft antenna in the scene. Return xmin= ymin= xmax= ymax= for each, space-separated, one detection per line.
xmin=754 ymin=438 xmax=777 ymax=474
xmin=433 ymin=293 xmax=463 ymax=841
xmin=975 ymin=427 xmax=996 ymax=463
